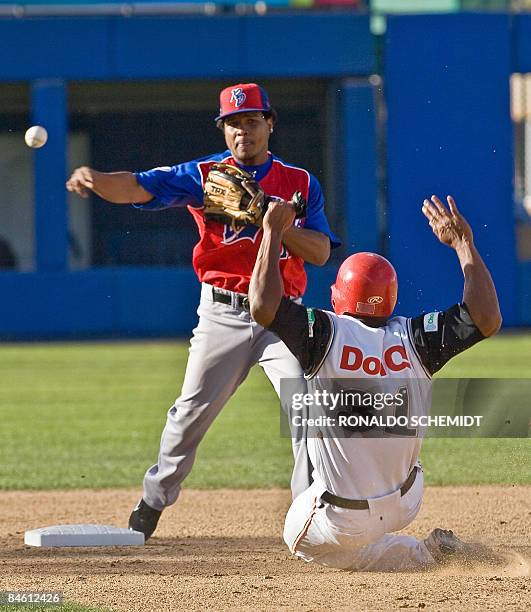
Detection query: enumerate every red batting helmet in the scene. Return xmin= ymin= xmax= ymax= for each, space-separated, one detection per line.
xmin=330 ymin=252 xmax=398 ymax=319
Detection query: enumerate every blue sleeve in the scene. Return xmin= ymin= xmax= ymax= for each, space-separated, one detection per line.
xmin=133 ymin=160 xmax=205 ymax=211
xmin=304 ymin=174 xmax=341 ymax=249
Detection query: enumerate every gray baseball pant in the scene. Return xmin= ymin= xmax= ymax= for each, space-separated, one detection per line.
xmin=143 ymin=283 xmax=311 ymax=511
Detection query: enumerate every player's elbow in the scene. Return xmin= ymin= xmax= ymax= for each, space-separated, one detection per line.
xmin=482 ymin=312 xmax=502 ymax=337
xmin=475 ymin=311 xmax=503 ymax=337
xmin=249 ymin=291 xmax=279 ymax=328
xmin=464 ymin=298 xmax=502 ymax=338
xmin=312 ymin=250 xmax=330 ymax=267
xmin=250 ymin=300 xmax=276 ymax=328
xmin=310 ymin=239 xmax=331 ymax=267
xmin=312 ymin=235 xmax=330 ymax=266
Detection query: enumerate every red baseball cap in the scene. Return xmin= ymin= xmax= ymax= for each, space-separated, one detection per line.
xmin=215 ymin=83 xmax=272 ymax=121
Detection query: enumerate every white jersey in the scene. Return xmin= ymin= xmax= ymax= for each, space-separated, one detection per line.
xmin=306 ymin=311 xmax=431 ymax=500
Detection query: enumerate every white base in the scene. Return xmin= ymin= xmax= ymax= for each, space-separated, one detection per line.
xmin=24 ymin=524 xmax=145 ymax=547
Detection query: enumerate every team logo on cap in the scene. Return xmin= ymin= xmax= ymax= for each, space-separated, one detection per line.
xmin=368 ymin=296 xmax=384 ymax=304
xmin=230 ymin=87 xmax=246 ymax=108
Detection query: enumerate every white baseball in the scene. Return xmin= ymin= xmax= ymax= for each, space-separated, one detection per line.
xmin=25 ymin=125 xmax=48 ymax=149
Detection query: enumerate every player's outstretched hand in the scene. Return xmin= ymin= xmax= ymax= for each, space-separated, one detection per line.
xmin=263 ymin=198 xmax=296 ymax=236
xmin=422 ymin=195 xmax=474 ymax=250
xmin=66 ymin=166 xmax=95 ymax=198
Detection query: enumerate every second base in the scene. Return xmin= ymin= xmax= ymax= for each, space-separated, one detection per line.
xmin=24 ymin=524 xmax=145 ymax=547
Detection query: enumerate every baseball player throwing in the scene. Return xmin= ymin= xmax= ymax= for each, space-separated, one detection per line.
xmin=249 ymin=194 xmax=501 ymax=570
xmin=66 ymin=83 xmax=339 ymax=539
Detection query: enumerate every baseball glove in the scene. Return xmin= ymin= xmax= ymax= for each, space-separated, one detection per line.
xmin=203 ymin=163 xmax=306 ymax=230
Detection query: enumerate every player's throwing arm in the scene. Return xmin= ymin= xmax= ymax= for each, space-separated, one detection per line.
xmin=66 ymin=167 xmax=152 ymax=204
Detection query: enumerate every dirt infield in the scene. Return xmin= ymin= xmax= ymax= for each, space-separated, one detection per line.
xmin=0 ymin=486 xmax=529 ymax=611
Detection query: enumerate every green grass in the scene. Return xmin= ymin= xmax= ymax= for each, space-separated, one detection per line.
xmin=0 ymin=341 xmax=291 ymax=490
xmin=0 ymin=334 xmax=529 ymax=490
xmin=432 ymin=332 xmax=531 ymax=378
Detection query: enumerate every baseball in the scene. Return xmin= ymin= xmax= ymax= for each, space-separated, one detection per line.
xmin=24 ymin=125 xmax=48 ymax=149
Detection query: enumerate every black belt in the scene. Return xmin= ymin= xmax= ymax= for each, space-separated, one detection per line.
xmin=212 ymin=287 xmax=250 ymax=311
xmin=320 ymin=467 xmax=419 ymax=510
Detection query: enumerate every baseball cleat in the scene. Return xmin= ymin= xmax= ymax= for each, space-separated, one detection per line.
xmin=423 ymin=528 xmax=475 ymax=562
xmin=128 ymin=499 xmax=162 ymax=541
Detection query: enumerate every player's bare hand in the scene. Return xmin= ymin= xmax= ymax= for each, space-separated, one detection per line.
xmin=66 ymin=166 xmax=95 ymax=199
xmin=263 ymin=198 xmax=296 ymax=235
xmin=422 ymin=195 xmax=474 ymax=250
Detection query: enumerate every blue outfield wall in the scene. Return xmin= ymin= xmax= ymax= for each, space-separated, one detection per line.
xmin=0 ymin=268 xmax=201 ymax=339
xmin=514 ymin=13 xmax=531 ymax=73
xmin=0 ymin=11 xmax=375 ymax=339
xmin=32 ymin=79 xmax=69 ymax=273
xmin=0 ymin=13 xmax=374 ymax=80
xmin=0 ymin=266 xmax=337 ymax=339
xmin=2 ymin=259 xmax=523 ymax=339
xmin=340 ymin=81 xmax=380 ymax=254
xmin=0 ymin=11 xmax=530 ymax=338
xmin=385 ymin=12 xmax=521 ymax=325
xmin=519 ymin=262 xmax=531 ymax=324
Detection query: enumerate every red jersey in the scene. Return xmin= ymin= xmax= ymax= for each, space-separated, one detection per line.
xmin=135 ymin=151 xmax=339 ymax=297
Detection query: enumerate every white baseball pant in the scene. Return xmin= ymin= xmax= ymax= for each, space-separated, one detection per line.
xmin=142 ymin=282 xmax=311 ymax=510
xmin=283 ymin=467 xmax=436 ymax=571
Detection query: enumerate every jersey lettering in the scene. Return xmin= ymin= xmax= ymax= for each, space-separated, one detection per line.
xmin=384 ymin=345 xmax=411 ymax=372
xmin=222 ymin=224 xmax=290 ymax=260
xmin=222 ymin=224 xmax=261 ymax=244
xmin=339 ymin=344 xmax=411 ymax=377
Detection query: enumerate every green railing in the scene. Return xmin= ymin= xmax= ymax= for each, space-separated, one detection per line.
xmin=371 ymin=0 xmax=531 ymax=9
